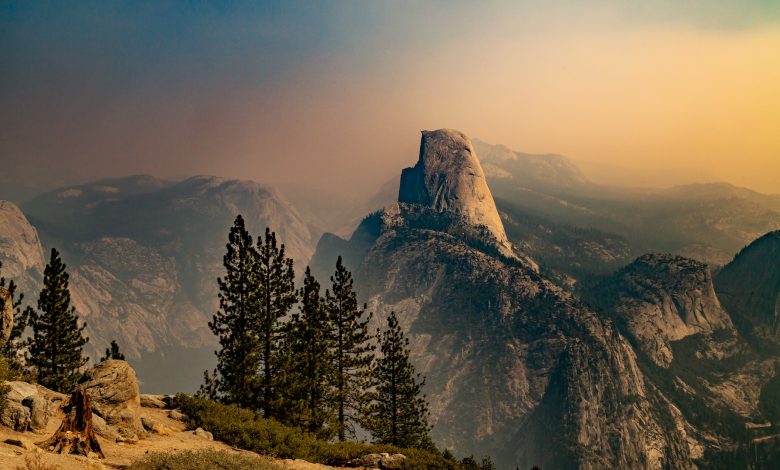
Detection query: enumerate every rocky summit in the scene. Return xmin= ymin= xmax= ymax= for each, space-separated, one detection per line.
xmin=398 ymin=129 xmax=513 ymax=257
xmin=593 ymin=253 xmax=734 ymax=367
xmin=313 ymin=129 xmax=698 ymax=469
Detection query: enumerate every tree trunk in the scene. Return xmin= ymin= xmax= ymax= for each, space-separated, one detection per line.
xmin=38 ymin=384 xmax=104 ymax=458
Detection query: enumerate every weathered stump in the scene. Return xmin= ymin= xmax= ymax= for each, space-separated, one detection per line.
xmin=38 ymin=385 xmax=105 ymax=458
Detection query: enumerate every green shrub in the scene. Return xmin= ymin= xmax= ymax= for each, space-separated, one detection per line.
xmin=128 ymin=450 xmax=282 ymax=470
xmin=0 ymin=356 xmax=12 ymax=414
xmin=173 ymin=394 xmax=460 ymax=469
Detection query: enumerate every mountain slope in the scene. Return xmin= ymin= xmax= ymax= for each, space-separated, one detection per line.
xmin=590 ymin=253 xmax=733 ymax=367
xmin=715 ymin=230 xmax=780 ymax=335
xmin=473 ymin=139 xmax=780 ymax=267
xmin=7 ymin=175 xmax=318 ymax=392
xmin=0 ymin=201 xmax=45 ymax=296
xmin=313 ymin=129 xmax=697 ymax=468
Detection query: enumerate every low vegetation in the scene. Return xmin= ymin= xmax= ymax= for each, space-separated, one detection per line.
xmin=128 ymin=450 xmax=282 ymax=470
xmin=15 ymin=454 xmax=61 ymax=470
xmin=174 ymin=394 xmax=493 ymax=469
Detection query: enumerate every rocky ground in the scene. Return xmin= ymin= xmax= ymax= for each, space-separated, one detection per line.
xmin=0 ymin=405 xmax=344 ymax=470
xmin=0 ymin=359 xmax=351 ymax=470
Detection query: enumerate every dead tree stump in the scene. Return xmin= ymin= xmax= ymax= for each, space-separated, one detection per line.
xmin=38 ymin=384 xmax=105 ymax=458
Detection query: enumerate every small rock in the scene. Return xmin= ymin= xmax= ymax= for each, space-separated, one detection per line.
xmin=0 ymin=400 xmax=31 ymax=431
xmin=193 ymin=427 xmax=213 ymax=440
xmin=4 ymin=437 xmax=35 ymax=451
xmin=140 ymin=394 xmax=166 ymax=409
xmin=141 ymin=416 xmax=173 ymax=436
xmin=167 ymin=409 xmax=186 ymax=421
xmin=22 ymin=395 xmax=48 ymax=432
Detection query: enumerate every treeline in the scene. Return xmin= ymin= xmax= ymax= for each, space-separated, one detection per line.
xmin=200 ymin=215 xmax=432 ymax=450
xmin=0 ymin=248 xmax=119 ymax=395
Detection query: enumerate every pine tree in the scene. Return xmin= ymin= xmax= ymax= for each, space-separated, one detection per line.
xmin=101 ymin=340 xmax=125 ymax=361
xmin=255 ymin=227 xmax=296 ymax=418
xmin=196 ymin=368 xmax=219 ymax=400
xmin=0 ymin=261 xmax=33 ymax=375
xmin=325 ymin=256 xmax=374 ymax=441
xmin=208 ymin=215 xmax=261 ymax=409
xmin=366 ymin=311 xmax=432 ymax=449
xmin=27 ymin=248 xmax=89 ymax=392
xmin=277 ymin=267 xmax=335 ymax=435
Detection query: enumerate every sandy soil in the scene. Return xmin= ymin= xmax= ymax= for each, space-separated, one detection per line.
xmin=0 ymin=407 xmax=345 ymax=469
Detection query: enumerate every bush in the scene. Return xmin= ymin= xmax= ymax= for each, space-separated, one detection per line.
xmin=15 ymin=454 xmax=60 ymax=470
xmin=173 ymin=395 xmax=460 ymax=469
xmin=0 ymin=356 xmax=12 ymax=415
xmin=128 ymin=450 xmax=282 ymax=470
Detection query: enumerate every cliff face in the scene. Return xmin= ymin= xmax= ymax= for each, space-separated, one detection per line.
xmin=398 ymin=129 xmax=513 ymax=257
xmin=0 ymin=201 xmax=45 ymax=296
xmin=596 ymin=253 xmax=733 ymax=367
xmin=715 ymin=230 xmax=780 ymax=335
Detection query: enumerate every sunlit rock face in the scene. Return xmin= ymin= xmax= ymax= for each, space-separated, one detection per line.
xmin=0 ymin=200 xmax=45 ymax=296
xmin=398 ymin=129 xmax=512 ymax=255
xmin=600 ymin=253 xmax=734 ymax=367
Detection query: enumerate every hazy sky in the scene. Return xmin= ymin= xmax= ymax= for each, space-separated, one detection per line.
xmin=1 ymin=0 xmax=779 ymax=196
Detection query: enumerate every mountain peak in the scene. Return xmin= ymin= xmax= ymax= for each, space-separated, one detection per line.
xmin=397 ymin=129 xmax=511 ymax=252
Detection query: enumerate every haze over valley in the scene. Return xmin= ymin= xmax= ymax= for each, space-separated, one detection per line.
xmin=1 ymin=2 xmax=780 ymax=469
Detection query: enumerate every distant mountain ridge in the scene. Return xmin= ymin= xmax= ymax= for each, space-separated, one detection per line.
xmin=1 ymin=175 xmax=320 ymax=393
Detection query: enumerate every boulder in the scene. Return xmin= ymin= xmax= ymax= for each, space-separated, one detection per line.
xmin=5 ymin=381 xmax=38 ymax=402
xmin=139 ymin=394 xmax=166 ymax=409
xmin=356 ymin=453 xmax=407 ymax=469
xmin=1 ymin=400 xmax=31 ymax=431
xmin=22 ymin=395 xmax=48 ymax=431
xmin=167 ymin=409 xmax=186 ymax=421
xmin=193 ymin=427 xmax=213 ymax=440
xmin=81 ymin=359 xmax=143 ymax=440
xmin=4 ymin=437 xmax=35 ymax=451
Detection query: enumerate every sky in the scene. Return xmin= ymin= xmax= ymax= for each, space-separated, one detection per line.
xmin=1 ymin=0 xmax=779 ymax=197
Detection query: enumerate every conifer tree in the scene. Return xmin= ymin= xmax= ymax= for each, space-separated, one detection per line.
xmin=196 ymin=368 xmax=219 ymax=400
xmin=277 ymin=266 xmax=335 ymax=435
xmin=366 ymin=311 xmax=432 ymax=449
xmin=325 ymin=256 xmax=373 ymax=441
xmin=255 ymin=228 xmax=296 ymax=418
xmin=0 ymin=261 xmax=33 ymax=374
xmin=101 ymin=340 xmax=125 ymax=361
xmin=208 ymin=215 xmax=261 ymax=409
xmin=27 ymin=249 xmax=89 ymax=392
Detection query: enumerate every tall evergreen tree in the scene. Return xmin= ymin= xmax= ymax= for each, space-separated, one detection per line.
xmin=325 ymin=256 xmax=374 ymax=441
xmin=277 ymin=266 xmax=335 ymax=435
xmin=0 ymin=261 xmax=33 ymax=374
xmin=101 ymin=340 xmax=125 ymax=361
xmin=256 ymin=227 xmax=296 ymax=418
xmin=208 ymin=215 xmax=261 ymax=409
xmin=366 ymin=311 xmax=432 ymax=449
xmin=27 ymin=248 xmax=89 ymax=392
